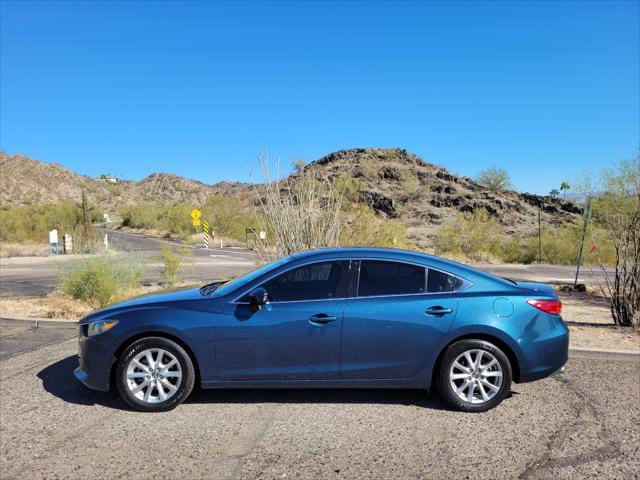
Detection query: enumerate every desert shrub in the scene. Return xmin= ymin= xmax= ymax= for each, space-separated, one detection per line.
xmin=340 ymin=204 xmax=409 ymax=248
xmin=121 ymin=202 xmax=195 ymax=238
xmin=376 ymin=220 xmax=409 ymax=248
xmin=201 ymin=194 xmax=258 ymax=241
xmin=358 ymin=158 xmax=378 ymax=178
xmin=120 ymin=203 xmax=161 ymax=230
xmin=434 ymin=209 xmax=503 ymax=261
xmin=588 ymin=157 xmax=639 ymax=328
xmin=476 ymin=167 xmax=512 ymax=192
xmin=253 ymin=152 xmax=344 ymax=259
xmin=58 ymin=254 xmax=143 ymax=308
xmin=163 ymin=203 xmax=193 ymax=238
xmin=159 ymin=243 xmax=193 ymax=285
xmin=0 ymin=202 xmax=103 ymax=244
xmin=434 ymin=209 xmax=615 ymax=265
xmin=332 ymin=175 xmax=365 ymax=203
xmin=400 ymin=172 xmax=420 ymax=198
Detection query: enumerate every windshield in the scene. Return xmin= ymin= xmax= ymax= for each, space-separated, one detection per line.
xmin=209 ymin=256 xmax=292 ymax=297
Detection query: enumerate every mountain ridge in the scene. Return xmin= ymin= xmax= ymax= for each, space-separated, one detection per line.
xmin=0 ymin=149 xmax=580 ymax=245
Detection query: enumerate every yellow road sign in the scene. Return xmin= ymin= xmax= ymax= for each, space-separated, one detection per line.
xmin=190 ymin=208 xmax=201 ymax=220
xmin=193 ymin=218 xmax=201 ymax=227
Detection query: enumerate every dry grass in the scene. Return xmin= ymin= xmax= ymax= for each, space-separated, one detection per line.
xmin=0 ymin=283 xmax=198 ymax=320
xmin=0 ymin=294 xmax=91 ymax=320
xmin=0 ymin=243 xmax=49 ymax=258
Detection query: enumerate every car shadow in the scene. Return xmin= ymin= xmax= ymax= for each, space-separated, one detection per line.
xmin=38 ymin=355 xmax=493 ymax=412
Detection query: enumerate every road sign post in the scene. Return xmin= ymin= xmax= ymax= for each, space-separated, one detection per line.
xmin=49 ymin=229 xmax=59 ymax=256
xmin=191 ymin=208 xmax=202 ymax=233
xmin=203 ymin=220 xmax=210 ymax=248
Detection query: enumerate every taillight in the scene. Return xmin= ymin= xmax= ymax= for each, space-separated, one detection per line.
xmin=527 ymin=298 xmax=562 ymax=316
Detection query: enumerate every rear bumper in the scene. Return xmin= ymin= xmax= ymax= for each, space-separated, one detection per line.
xmin=517 ymin=316 xmax=569 ymax=383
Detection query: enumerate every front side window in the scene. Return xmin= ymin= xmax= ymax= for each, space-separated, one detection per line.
xmin=261 ymin=261 xmax=345 ymax=302
xmin=357 ymin=260 xmax=426 ymax=297
xmin=427 ymin=269 xmax=463 ymax=293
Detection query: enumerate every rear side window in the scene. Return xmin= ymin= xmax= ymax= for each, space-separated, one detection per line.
xmin=261 ymin=261 xmax=345 ymax=302
xmin=358 ymin=260 xmax=426 ymax=297
xmin=427 ymin=269 xmax=463 ymax=293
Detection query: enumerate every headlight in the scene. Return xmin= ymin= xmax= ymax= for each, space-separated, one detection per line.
xmin=87 ymin=320 xmax=119 ymax=337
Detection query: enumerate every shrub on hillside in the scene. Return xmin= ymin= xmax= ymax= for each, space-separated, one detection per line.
xmin=340 ymin=205 xmax=409 ymax=248
xmin=58 ymin=254 xmax=143 ymax=308
xmin=434 ymin=209 xmax=615 ymax=265
xmin=476 ymin=167 xmax=512 ymax=192
xmin=434 ymin=209 xmax=503 ymax=261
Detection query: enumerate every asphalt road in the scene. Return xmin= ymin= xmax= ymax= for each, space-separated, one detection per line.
xmin=0 ymin=230 xmax=613 ymax=298
xmin=0 ymin=230 xmax=258 ymax=297
xmin=0 ymin=325 xmax=638 ymax=479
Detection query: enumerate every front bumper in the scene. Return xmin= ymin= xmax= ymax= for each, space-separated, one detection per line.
xmin=74 ymin=326 xmax=116 ymax=392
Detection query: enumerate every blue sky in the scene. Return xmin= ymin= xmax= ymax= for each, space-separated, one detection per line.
xmin=1 ymin=1 xmax=638 ymax=194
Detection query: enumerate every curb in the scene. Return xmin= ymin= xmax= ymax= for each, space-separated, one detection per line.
xmin=1 ymin=316 xmax=638 ymax=362
xmin=0 ymin=316 xmax=77 ymax=329
xmin=569 ymin=347 xmax=639 ymax=363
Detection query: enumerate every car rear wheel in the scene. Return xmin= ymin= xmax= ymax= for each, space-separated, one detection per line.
xmin=116 ymin=337 xmax=195 ymax=412
xmin=437 ymin=339 xmax=512 ymax=412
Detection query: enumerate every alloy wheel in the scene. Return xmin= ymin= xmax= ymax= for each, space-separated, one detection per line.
xmin=449 ymin=349 xmax=503 ymax=404
xmin=125 ymin=348 xmax=182 ymax=404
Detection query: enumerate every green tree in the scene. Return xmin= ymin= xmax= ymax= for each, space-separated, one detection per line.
xmin=292 ymin=158 xmax=307 ymax=173
xmin=549 ymin=188 xmax=560 ymax=199
xmin=476 ymin=167 xmax=512 ymax=192
xmin=589 ymin=157 xmax=639 ymax=328
xmin=560 ymin=181 xmax=570 ymax=200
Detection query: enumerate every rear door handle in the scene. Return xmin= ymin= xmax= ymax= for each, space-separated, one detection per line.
xmin=425 ymin=307 xmax=453 ymax=316
xmin=308 ymin=314 xmax=337 ymax=325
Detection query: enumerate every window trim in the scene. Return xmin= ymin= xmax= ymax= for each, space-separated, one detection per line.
xmin=230 ymin=257 xmax=473 ymax=304
xmin=351 ymin=258 xmax=473 ymax=299
xmin=230 ymin=259 xmax=352 ymax=305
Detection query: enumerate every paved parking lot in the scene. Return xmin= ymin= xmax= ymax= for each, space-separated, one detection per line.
xmin=0 ymin=325 xmax=638 ymax=479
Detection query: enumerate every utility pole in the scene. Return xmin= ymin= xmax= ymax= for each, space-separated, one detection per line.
xmin=538 ymin=204 xmax=542 ymax=264
xmin=81 ymin=188 xmax=90 ymax=237
xmin=574 ymin=198 xmax=592 ymax=287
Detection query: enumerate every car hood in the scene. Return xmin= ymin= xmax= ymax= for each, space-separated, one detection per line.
xmin=80 ymin=286 xmax=221 ymax=323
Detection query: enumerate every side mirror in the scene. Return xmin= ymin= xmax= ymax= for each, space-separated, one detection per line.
xmin=248 ymin=287 xmax=268 ymax=306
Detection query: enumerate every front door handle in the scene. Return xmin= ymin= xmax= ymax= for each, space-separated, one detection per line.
xmin=308 ymin=314 xmax=337 ymax=325
xmin=425 ymin=306 xmax=453 ymax=316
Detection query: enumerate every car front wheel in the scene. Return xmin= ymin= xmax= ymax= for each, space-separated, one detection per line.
xmin=116 ymin=337 xmax=195 ymax=412
xmin=437 ymin=339 xmax=512 ymax=412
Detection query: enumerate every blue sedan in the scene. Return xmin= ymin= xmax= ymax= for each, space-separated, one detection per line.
xmin=74 ymin=248 xmax=568 ymax=412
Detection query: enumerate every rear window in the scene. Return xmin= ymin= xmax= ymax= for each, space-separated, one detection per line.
xmin=358 ymin=260 xmax=426 ymax=297
xmin=427 ymin=269 xmax=463 ymax=293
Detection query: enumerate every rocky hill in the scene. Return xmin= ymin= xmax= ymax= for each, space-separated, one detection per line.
xmin=0 ymin=149 xmax=580 ymax=245
xmin=301 ymin=148 xmax=581 ymax=243
xmin=0 ymin=152 xmax=220 ymax=207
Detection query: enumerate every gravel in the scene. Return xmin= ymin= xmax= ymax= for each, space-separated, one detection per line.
xmin=1 ymin=328 xmax=638 ymax=480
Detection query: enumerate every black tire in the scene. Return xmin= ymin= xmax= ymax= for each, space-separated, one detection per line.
xmin=436 ymin=339 xmax=512 ymax=413
xmin=116 ymin=336 xmax=195 ymax=412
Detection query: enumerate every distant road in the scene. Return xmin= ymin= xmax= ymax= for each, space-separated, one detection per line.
xmin=0 ymin=230 xmax=258 ymax=298
xmin=0 ymin=230 xmax=613 ymax=298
